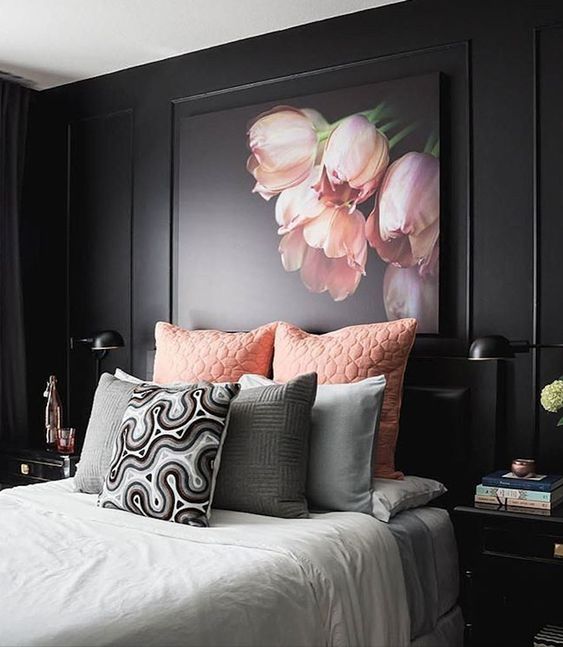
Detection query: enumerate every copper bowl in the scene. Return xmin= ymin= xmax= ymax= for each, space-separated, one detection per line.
xmin=511 ymin=458 xmax=536 ymax=478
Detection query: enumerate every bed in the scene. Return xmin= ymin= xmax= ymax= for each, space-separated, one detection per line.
xmin=0 ymin=338 xmax=499 ymax=646
xmin=0 ymin=478 xmax=461 ymax=647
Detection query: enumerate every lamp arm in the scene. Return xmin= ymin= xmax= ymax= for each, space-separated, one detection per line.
xmin=70 ymin=337 xmax=94 ymax=350
xmin=509 ymin=340 xmax=531 ymax=353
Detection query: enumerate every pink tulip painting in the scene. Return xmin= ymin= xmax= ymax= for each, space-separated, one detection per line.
xmin=246 ymin=101 xmax=440 ymax=331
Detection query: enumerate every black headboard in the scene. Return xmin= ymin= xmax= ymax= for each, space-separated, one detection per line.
xmin=397 ymin=357 xmax=505 ymax=507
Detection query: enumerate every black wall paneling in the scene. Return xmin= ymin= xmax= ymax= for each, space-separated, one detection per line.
xmin=67 ymin=110 xmax=133 ymax=436
xmin=536 ymin=24 xmax=563 ymax=472
xmin=21 ymin=0 xmax=563 ymax=468
xmin=399 ymin=357 xmax=504 ymax=506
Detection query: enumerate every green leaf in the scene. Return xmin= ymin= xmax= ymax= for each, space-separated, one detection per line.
xmin=557 ymin=416 xmax=563 ymax=427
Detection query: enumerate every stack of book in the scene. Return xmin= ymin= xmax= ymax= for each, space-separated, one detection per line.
xmin=475 ymin=470 xmax=563 ymax=514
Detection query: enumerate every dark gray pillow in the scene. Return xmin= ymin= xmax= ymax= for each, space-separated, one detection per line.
xmin=239 ymin=374 xmax=386 ymax=514
xmin=75 ymin=373 xmax=137 ymax=494
xmin=213 ymin=373 xmax=317 ymax=518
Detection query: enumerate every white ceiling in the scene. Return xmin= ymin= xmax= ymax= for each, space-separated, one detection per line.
xmin=0 ymin=0 xmax=405 ymax=90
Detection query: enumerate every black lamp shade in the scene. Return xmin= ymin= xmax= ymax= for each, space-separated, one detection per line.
xmin=469 ymin=335 xmax=514 ymax=359
xmin=91 ymin=330 xmax=125 ymax=351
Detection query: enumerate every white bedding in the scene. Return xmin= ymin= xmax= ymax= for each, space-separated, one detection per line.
xmin=0 ymin=479 xmax=410 ymax=647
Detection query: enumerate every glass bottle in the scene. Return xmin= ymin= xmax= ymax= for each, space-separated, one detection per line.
xmin=43 ymin=375 xmax=62 ymax=449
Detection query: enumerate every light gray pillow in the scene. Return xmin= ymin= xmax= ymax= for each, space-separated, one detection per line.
xmin=371 ymin=476 xmax=447 ymax=522
xmin=213 ymin=373 xmax=318 ymax=518
xmin=239 ymin=373 xmax=386 ymax=514
xmin=75 ymin=373 xmax=137 ymax=494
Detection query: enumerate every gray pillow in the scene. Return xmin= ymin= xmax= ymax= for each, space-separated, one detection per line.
xmin=75 ymin=373 xmax=137 ymax=494
xmin=213 ymin=373 xmax=317 ymax=518
xmin=239 ymin=373 xmax=386 ymax=514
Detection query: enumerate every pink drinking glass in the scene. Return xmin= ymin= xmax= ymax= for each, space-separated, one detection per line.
xmin=56 ymin=428 xmax=76 ymax=454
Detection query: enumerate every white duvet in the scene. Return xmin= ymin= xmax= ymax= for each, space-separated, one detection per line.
xmin=0 ymin=479 xmax=409 ymax=647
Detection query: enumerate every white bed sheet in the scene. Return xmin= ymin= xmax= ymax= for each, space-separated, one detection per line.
xmin=0 ymin=479 xmax=410 ymax=647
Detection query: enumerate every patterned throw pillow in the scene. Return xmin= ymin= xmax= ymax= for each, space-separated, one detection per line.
xmin=99 ymin=382 xmax=240 ymax=527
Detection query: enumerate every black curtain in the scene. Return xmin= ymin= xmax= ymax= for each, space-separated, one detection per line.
xmin=0 ymin=80 xmax=30 ymax=445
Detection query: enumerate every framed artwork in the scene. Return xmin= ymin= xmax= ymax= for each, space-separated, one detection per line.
xmin=174 ymin=68 xmax=443 ymax=334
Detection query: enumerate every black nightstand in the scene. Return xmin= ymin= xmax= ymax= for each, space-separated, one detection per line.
xmin=0 ymin=448 xmax=78 ymax=488
xmin=454 ymin=504 xmax=563 ymax=647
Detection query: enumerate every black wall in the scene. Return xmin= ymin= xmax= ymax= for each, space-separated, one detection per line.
xmin=21 ymin=0 xmax=563 ymax=469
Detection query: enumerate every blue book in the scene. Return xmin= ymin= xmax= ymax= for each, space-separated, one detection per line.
xmin=482 ymin=470 xmax=563 ymax=492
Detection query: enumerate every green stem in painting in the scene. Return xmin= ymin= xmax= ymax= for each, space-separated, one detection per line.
xmin=424 ymin=132 xmax=440 ymax=157
xmin=389 ymin=122 xmax=418 ymax=149
xmin=361 ymin=103 xmax=388 ymax=124
xmin=377 ymin=119 xmax=400 ymax=135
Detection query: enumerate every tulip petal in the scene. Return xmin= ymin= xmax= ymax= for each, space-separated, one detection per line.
xmin=302 ymin=207 xmax=338 ymax=252
xmin=365 ymin=204 xmax=415 ymax=267
xmin=312 ymin=168 xmax=360 ymax=208
xmin=275 ymin=170 xmax=324 ymax=231
xmin=301 ymin=108 xmax=330 ymax=132
xmin=303 ymin=206 xmax=367 ymax=270
xmin=279 ymin=228 xmax=308 ymax=272
xmin=327 ymin=258 xmax=363 ymax=301
xmin=246 ymin=105 xmax=328 ymax=196
xmin=252 ymin=182 xmax=277 ymax=201
xmin=248 ymin=108 xmax=316 ymax=170
xmin=419 ymin=239 xmax=439 ymax=278
xmin=252 ymin=158 xmax=315 ymax=196
xmin=378 ymin=152 xmax=439 ymax=240
xmin=300 ymin=247 xmax=331 ymax=294
xmin=321 ymin=114 xmax=390 ymax=203
xmin=348 ymin=130 xmax=389 ymax=190
xmin=383 ymin=264 xmax=439 ymax=333
xmin=348 ymin=235 xmax=368 ymax=274
xmin=409 ymin=217 xmax=439 ymax=269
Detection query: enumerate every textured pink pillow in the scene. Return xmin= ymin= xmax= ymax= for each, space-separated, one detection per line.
xmin=273 ymin=319 xmax=417 ymax=479
xmin=153 ymin=322 xmax=277 ymax=384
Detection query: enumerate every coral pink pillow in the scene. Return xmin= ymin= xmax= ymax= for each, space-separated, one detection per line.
xmin=153 ymin=322 xmax=277 ymax=384
xmin=273 ymin=319 xmax=417 ymax=479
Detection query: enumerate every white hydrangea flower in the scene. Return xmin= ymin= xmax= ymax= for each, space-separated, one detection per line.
xmin=540 ymin=379 xmax=563 ymax=413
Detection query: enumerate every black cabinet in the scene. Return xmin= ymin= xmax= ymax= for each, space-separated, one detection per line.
xmin=0 ymin=448 xmax=78 ymax=488
xmin=454 ymin=505 xmax=563 ymax=646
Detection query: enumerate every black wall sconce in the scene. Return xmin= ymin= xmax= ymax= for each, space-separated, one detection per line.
xmin=469 ymin=335 xmax=563 ymax=359
xmin=71 ymin=330 xmax=125 ymax=382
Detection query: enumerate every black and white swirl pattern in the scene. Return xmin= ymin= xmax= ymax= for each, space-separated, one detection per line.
xmin=98 ymin=382 xmax=239 ymax=527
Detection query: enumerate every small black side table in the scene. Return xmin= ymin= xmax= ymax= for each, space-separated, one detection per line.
xmin=453 ymin=504 xmax=563 ymax=647
xmin=0 ymin=448 xmax=78 ymax=488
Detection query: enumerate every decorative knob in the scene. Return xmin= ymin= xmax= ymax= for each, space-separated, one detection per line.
xmin=554 ymin=543 xmax=563 ymax=559
xmin=20 ymin=463 xmax=30 ymax=476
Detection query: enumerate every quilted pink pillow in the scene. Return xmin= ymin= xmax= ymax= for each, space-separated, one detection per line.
xmin=273 ymin=319 xmax=417 ymax=479
xmin=153 ymin=322 xmax=277 ymax=383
